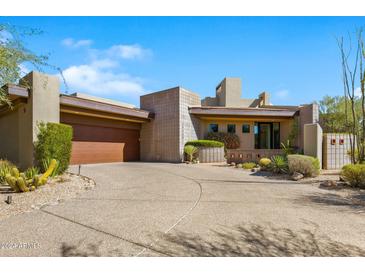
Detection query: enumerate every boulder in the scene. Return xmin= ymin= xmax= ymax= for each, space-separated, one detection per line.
xmin=320 ymin=180 xmax=338 ymax=188
xmin=291 ymin=172 xmax=304 ymax=181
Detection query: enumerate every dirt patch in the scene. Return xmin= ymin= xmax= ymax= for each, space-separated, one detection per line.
xmin=0 ymin=173 xmax=95 ymax=221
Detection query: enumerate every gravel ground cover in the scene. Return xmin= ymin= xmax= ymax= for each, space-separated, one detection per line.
xmin=0 ymin=173 xmax=95 ymax=221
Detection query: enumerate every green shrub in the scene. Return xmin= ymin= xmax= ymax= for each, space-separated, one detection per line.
xmin=184 ymin=145 xmax=198 ymax=162
xmin=341 ymin=164 xmax=365 ymax=188
xmin=34 ymin=122 xmax=73 ymax=174
xmin=242 ymin=162 xmax=257 ymax=169
xmin=185 ymin=140 xmax=224 ymax=148
xmin=259 ymin=158 xmax=271 ymax=168
xmin=287 ymin=154 xmax=320 ymax=177
xmin=270 ymin=155 xmax=288 ymax=174
xmin=206 ymin=132 xmax=240 ymax=149
xmin=0 ymin=159 xmax=15 ymax=184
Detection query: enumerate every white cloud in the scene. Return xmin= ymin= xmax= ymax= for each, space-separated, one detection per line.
xmin=60 ymin=41 xmax=152 ymax=98
xmin=62 ymin=38 xmax=93 ymax=48
xmin=107 ymin=44 xmax=151 ymax=60
xmin=62 ymin=62 xmax=144 ymax=96
xmin=275 ymin=89 xmax=289 ymax=99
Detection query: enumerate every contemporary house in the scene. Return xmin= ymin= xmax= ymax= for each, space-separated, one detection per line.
xmin=0 ymin=71 xmax=321 ymax=169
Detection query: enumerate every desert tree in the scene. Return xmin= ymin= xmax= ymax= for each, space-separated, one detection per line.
xmin=337 ymin=29 xmax=365 ymax=163
xmin=0 ymin=23 xmax=65 ymax=107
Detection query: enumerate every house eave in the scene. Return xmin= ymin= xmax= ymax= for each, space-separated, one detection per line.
xmin=189 ymin=106 xmax=298 ymax=118
xmin=60 ymin=94 xmax=154 ymax=122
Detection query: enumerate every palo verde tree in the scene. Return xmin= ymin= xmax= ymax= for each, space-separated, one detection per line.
xmin=0 ymin=23 xmax=64 ymax=107
xmin=337 ymin=29 xmax=365 ymax=163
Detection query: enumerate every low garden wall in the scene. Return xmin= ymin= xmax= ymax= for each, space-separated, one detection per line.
xmin=227 ymin=149 xmax=283 ymax=164
xmin=198 ymin=147 xmax=225 ymax=163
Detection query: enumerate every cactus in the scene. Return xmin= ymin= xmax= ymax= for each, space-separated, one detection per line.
xmin=5 ymin=173 xmax=20 ymax=192
xmin=16 ymin=177 xmax=29 ymax=192
xmin=11 ymin=167 xmax=19 ymax=178
xmin=40 ymin=159 xmax=58 ymax=183
xmin=3 ymin=160 xmax=58 ymax=193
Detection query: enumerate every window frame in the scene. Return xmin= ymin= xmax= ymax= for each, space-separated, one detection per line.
xmin=208 ymin=123 xmax=219 ymax=133
xmin=242 ymin=124 xmax=250 ymax=133
xmin=227 ymin=124 xmax=236 ymax=134
xmin=254 ymin=122 xmax=280 ymax=149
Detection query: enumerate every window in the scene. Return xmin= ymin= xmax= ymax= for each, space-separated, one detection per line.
xmin=208 ymin=123 xmax=218 ymax=133
xmin=227 ymin=124 xmax=236 ymax=133
xmin=254 ymin=122 xmax=280 ymax=149
xmin=242 ymin=124 xmax=250 ymax=133
xmin=273 ymin=122 xmax=280 ymax=149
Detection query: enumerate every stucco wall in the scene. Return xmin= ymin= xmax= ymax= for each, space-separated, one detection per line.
xmin=304 ymin=123 xmax=323 ymax=167
xmin=0 ymin=71 xmax=60 ymax=169
xmin=298 ymin=103 xmax=319 ymax=150
xmin=0 ymin=107 xmax=21 ymax=165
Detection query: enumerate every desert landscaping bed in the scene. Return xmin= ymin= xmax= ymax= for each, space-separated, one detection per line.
xmin=0 ymin=173 xmax=95 ymax=221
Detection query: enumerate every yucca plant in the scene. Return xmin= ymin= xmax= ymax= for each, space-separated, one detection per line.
xmin=184 ymin=145 xmax=198 ymax=162
xmin=270 ymin=155 xmax=288 ymax=174
xmin=281 ymin=140 xmax=295 ymax=156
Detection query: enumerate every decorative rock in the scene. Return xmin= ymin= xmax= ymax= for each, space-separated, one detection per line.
xmin=230 ymin=162 xmax=236 ymax=166
xmin=251 ymin=168 xmax=260 ymax=172
xmin=320 ymin=180 xmax=338 ymax=188
xmin=291 ymin=172 xmax=304 ymax=181
xmin=236 ymin=164 xmax=243 ymax=168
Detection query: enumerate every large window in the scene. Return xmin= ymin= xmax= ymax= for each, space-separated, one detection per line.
xmin=208 ymin=123 xmax=218 ymax=133
xmin=254 ymin=122 xmax=280 ymax=149
xmin=227 ymin=124 xmax=236 ymax=133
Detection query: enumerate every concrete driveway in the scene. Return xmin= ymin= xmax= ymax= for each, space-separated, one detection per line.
xmin=0 ymin=162 xmax=365 ymax=256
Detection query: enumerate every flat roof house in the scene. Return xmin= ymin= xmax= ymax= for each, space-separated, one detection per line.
xmin=0 ymin=72 xmax=321 ymax=168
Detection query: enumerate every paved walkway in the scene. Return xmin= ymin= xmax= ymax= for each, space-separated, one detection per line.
xmin=0 ymin=162 xmax=365 ymax=256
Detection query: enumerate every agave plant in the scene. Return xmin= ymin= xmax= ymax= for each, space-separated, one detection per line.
xmin=184 ymin=145 xmax=198 ymax=162
xmin=270 ymin=155 xmax=288 ymax=174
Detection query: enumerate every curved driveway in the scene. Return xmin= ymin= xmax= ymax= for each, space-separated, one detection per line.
xmin=1 ymin=162 xmax=365 ymax=256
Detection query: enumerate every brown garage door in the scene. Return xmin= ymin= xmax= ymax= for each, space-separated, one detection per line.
xmin=69 ymin=124 xmax=140 ymax=164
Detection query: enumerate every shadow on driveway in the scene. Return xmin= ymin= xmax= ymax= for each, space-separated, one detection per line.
xmin=60 ymin=223 xmax=365 ymax=257
xmin=297 ymin=192 xmax=365 ymax=212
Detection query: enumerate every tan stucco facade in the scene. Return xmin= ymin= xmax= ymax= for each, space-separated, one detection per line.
xmin=199 ymin=117 xmax=293 ymax=150
xmin=0 ymin=72 xmax=60 ymax=169
xmin=0 ymin=71 xmax=322 ymax=167
xmin=202 ymin=78 xmax=270 ymax=108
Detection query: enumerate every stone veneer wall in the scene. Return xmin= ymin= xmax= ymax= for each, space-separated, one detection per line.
xmin=140 ymin=87 xmax=200 ymax=162
xmin=179 ymin=88 xmax=201 ymax=160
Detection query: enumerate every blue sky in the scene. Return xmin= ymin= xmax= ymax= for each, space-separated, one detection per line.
xmin=2 ymin=17 xmax=365 ymax=107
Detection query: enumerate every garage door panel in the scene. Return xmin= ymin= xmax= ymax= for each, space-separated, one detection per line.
xmin=66 ymin=123 xmax=140 ymax=164
xmin=70 ymin=141 xmax=125 ymax=165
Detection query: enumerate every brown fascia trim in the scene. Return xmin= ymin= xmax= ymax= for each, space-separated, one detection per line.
xmin=2 ymin=84 xmax=29 ymax=99
xmin=60 ymin=94 xmax=154 ymax=120
xmin=189 ymin=106 xmax=298 ymax=117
